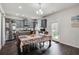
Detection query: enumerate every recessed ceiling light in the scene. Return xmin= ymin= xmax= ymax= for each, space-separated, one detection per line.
xmin=18 ymin=6 xmax=22 ymax=9
xmin=22 ymin=15 xmax=24 ymax=17
xmin=16 ymin=13 xmax=19 ymax=16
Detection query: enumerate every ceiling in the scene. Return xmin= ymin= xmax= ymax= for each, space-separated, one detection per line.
xmin=1 ymin=3 xmax=79 ymax=19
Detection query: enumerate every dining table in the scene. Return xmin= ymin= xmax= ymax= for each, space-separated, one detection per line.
xmin=18 ymin=34 xmax=52 ymax=52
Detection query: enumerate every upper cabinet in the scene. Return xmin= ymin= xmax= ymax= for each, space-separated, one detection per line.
xmin=41 ymin=19 xmax=47 ymax=28
xmin=15 ymin=19 xmax=37 ymax=31
xmin=16 ymin=20 xmax=24 ymax=28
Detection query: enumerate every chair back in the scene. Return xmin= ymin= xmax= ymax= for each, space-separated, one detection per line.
xmin=41 ymin=35 xmax=51 ymax=42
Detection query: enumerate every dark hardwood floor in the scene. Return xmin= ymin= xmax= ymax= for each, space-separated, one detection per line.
xmin=0 ymin=40 xmax=79 ymax=55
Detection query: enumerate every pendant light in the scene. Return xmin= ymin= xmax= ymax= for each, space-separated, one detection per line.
xmin=36 ymin=3 xmax=43 ymax=15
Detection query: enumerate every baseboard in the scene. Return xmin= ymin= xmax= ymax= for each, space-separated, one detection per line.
xmin=52 ymin=40 xmax=60 ymax=43
xmin=59 ymin=42 xmax=79 ymax=49
xmin=53 ymin=40 xmax=79 ymax=49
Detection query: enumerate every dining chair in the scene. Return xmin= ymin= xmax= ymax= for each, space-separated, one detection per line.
xmin=15 ymin=32 xmax=21 ymax=54
xmin=41 ymin=35 xmax=52 ymax=48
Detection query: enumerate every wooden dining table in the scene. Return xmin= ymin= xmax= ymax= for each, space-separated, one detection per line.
xmin=18 ymin=34 xmax=52 ymax=53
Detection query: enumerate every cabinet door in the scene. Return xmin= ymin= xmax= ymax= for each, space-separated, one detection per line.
xmin=41 ymin=19 xmax=47 ymax=28
xmin=16 ymin=20 xmax=23 ymax=28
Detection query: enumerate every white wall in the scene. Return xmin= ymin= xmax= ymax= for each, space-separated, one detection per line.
xmin=0 ymin=4 xmax=5 ymax=49
xmin=45 ymin=5 xmax=79 ymax=48
xmin=0 ymin=13 xmax=1 ymax=49
xmin=2 ymin=15 xmax=5 ymax=46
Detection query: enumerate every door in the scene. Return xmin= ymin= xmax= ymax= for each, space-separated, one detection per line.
xmin=51 ymin=23 xmax=59 ymax=41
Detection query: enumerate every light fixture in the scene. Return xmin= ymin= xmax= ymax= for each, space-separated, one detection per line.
xmin=22 ymin=15 xmax=24 ymax=17
xmin=39 ymin=9 xmax=43 ymax=14
xmin=36 ymin=3 xmax=43 ymax=15
xmin=12 ymin=26 xmax=16 ymax=30
xmin=36 ymin=11 xmax=39 ymax=14
xmin=18 ymin=6 xmax=22 ymax=9
xmin=16 ymin=13 xmax=19 ymax=16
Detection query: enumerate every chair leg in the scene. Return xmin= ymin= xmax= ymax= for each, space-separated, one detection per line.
xmin=48 ymin=40 xmax=51 ymax=47
xmin=24 ymin=45 xmax=30 ymax=53
xmin=17 ymin=46 xmax=21 ymax=55
xmin=33 ymin=43 xmax=36 ymax=49
xmin=27 ymin=45 xmax=30 ymax=52
xmin=39 ymin=43 xmax=42 ymax=48
xmin=43 ymin=42 xmax=44 ymax=47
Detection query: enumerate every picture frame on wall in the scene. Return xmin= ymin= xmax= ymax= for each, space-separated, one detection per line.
xmin=71 ymin=15 xmax=79 ymax=28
